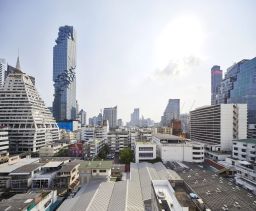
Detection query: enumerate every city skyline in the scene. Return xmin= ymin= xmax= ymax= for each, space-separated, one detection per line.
xmin=1 ymin=0 xmax=256 ymax=122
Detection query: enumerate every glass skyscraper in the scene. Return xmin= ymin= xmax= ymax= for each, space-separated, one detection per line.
xmin=217 ymin=57 xmax=256 ymax=137
xmin=211 ymin=65 xmax=222 ymax=105
xmin=53 ymin=26 xmax=77 ymax=121
xmin=161 ymin=99 xmax=180 ymax=126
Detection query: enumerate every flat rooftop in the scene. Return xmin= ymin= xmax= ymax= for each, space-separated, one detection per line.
xmin=233 ymin=139 xmax=256 ymax=144
xmin=42 ymin=161 xmax=63 ymax=168
xmin=9 ymin=163 xmax=42 ymax=174
xmin=79 ymin=160 xmax=113 ymax=170
xmin=0 ymin=158 xmax=40 ymax=174
xmin=153 ymin=133 xmax=182 ymax=140
xmin=178 ymin=162 xmax=256 ymax=211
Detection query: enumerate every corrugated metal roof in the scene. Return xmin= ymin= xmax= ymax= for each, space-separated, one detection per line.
xmin=87 ymin=182 xmax=115 ymax=211
xmin=126 ymin=181 xmax=144 ymax=211
xmin=107 ymin=181 xmax=127 ymax=211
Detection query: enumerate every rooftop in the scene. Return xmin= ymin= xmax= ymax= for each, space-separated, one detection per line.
xmin=79 ymin=160 xmax=113 ymax=170
xmin=0 ymin=158 xmax=40 ymax=173
xmin=233 ymin=139 xmax=256 ymax=144
xmin=178 ymin=162 xmax=256 ymax=211
xmin=59 ymin=161 xmax=80 ymax=173
xmin=42 ymin=161 xmax=63 ymax=168
xmin=0 ymin=191 xmax=51 ymax=211
xmin=153 ymin=133 xmax=183 ymax=140
xmin=9 ymin=163 xmax=42 ymax=174
xmin=152 ymin=180 xmax=185 ymax=211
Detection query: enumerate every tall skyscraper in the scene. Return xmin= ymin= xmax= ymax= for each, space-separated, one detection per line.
xmin=0 ymin=60 xmax=59 ymax=153
xmin=216 ymin=57 xmax=256 ymax=137
xmin=211 ymin=65 xmax=222 ymax=105
xmin=161 ymin=99 xmax=180 ymax=126
xmin=53 ymin=25 xmax=77 ymax=121
xmin=78 ymin=109 xmax=86 ymax=126
xmin=103 ymin=106 xmax=117 ymax=129
xmin=0 ymin=58 xmax=7 ymax=87
xmin=130 ymin=108 xmax=140 ymax=126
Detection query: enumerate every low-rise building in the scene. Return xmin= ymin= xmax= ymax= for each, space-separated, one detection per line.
xmin=222 ymin=139 xmax=256 ymax=194
xmin=54 ymin=161 xmax=80 ymax=190
xmin=233 ymin=139 xmax=256 ymax=162
xmin=135 ymin=142 xmax=156 ymax=163
xmin=79 ymin=160 xmax=113 ymax=184
xmin=153 ymin=134 xmax=204 ymax=163
xmin=9 ymin=163 xmax=43 ymax=192
xmin=32 ymin=161 xmax=63 ymax=189
xmin=0 ymin=156 xmax=40 ymax=191
xmin=0 ymin=190 xmax=57 ymax=211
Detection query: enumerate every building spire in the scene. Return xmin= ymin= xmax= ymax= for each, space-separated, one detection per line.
xmin=16 ymin=49 xmax=21 ymax=70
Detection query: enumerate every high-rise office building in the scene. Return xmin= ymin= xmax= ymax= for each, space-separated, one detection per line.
xmin=0 ymin=61 xmax=59 ymax=153
xmin=216 ymin=57 xmax=256 ymax=137
xmin=53 ymin=25 xmax=77 ymax=121
xmin=0 ymin=59 xmax=7 ymax=87
xmin=211 ymin=65 xmax=222 ymax=105
xmin=130 ymin=108 xmax=140 ymax=126
xmin=190 ymin=104 xmax=247 ymax=151
xmin=161 ymin=99 xmax=180 ymax=126
xmin=78 ymin=109 xmax=86 ymax=126
xmin=103 ymin=106 xmax=117 ymax=129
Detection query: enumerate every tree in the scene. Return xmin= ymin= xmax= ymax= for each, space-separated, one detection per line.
xmin=119 ymin=148 xmax=133 ymax=164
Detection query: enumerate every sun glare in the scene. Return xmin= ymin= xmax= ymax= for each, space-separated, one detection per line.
xmin=155 ymin=15 xmax=205 ymax=69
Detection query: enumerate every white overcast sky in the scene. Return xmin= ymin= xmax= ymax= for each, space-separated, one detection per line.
xmin=1 ymin=0 xmax=256 ymax=122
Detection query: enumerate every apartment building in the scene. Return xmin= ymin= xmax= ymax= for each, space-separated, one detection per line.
xmin=108 ymin=131 xmax=130 ymax=152
xmin=54 ymin=161 xmax=80 ymax=190
xmin=190 ymin=104 xmax=247 ymax=151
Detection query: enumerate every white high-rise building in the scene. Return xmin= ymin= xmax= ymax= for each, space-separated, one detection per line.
xmin=103 ymin=106 xmax=117 ymax=129
xmin=0 ymin=61 xmax=59 ymax=153
xmin=0 ymin=59 xmax=7 ymax=87
xmin=190 ymin=104 xmax=247 ymax=151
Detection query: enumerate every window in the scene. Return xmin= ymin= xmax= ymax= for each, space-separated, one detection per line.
xmin=241 ymin=149 xmax=246 ymax=152
xmin=139 ymin=153 xmax=153 ymax=157
xmin=234 ymin=147 xmax=238 ymax=151
xmin=99 ymin=170 xmax=106 ymax=173
xmin=139 ymin=147 xmax=153 ymax=151
xmin=93 ymin=170 xmax=97 ymax=173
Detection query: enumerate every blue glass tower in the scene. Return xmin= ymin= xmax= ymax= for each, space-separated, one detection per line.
xmin=53 ymin=26 xmax=76 ymax=121
xmin=217 ymin=57 xmax=256 ymax=137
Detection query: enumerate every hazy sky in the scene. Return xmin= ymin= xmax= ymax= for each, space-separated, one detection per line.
xmin=1 ymin=0 xmax=256 ymax=122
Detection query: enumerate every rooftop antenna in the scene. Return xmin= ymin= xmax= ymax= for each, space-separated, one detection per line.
xmin=16 ymin=48 xmax=21 ymax=70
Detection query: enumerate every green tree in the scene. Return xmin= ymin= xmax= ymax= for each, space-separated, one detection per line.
xmin=119 ymin=148 xmax=133 ymax=164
